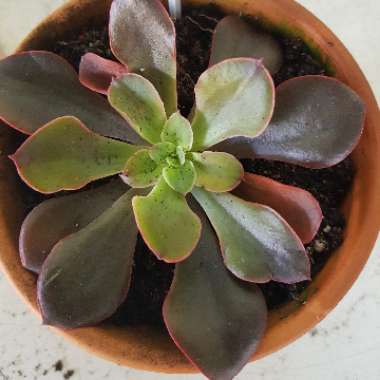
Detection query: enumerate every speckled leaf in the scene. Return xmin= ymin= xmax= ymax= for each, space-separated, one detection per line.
xmin=210 ymin=16 xmax=283 ymax=74
xmin=133 ymin=178 xmax=201 ymax=262
xmin=191 ymin=58 xmax=275 ymax=151
xmin=38 ymin=188 xmax=140 ymax=328
xmin=109 ymin=0 xmax=177 ymax=114
xmin=109 ymin=73 xmax=167 ymax=144
xmin=235 ymin=174 xmax=322 ymax=244
xmin=163 ymin=205 xmax=267 ymax=380
xmin=79 ymin=53 xmax=128 ymax=94
xmin=0 ymin=51 xmax=142 ymax=143
xmin=10 ymin=116 xmax=141 ymax=193
xmin=191 ymin=151 xmax=243 ymax=193
xmin=122 ymin=149 xmax=163 ymax=188
xmin=192 ymin=188 xmax=310 ymax=283
xmin=163 ymin=160 xmax=196 ymax=194
xmin=149 ymin=142 xmax=176 ymax=164
xmin=217 ymin=76 xmax=366 ymax=168
xmin=161 ymin=112 xmax=193 ymax=151
xmin=20 ymin=180 xmax=128 ymax=274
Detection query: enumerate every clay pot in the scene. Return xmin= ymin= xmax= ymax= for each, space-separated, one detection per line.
xmin=0 ymin=0 xmax=379 ymax=374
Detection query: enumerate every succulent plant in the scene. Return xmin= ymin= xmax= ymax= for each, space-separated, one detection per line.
xmin=0 ymin=0 xmax=366 ymax=379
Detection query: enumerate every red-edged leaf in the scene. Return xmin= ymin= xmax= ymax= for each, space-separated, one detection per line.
xmin=235 ymin=173 xmax=322 ymax=244
xmin=163 ymin=204 xmax=267 ymax=380
xmin=37 ymin=188 xmax=141 ymax=329
xmin=0 ymin=51 xmax=142 ymax=143
xmin=20 ymin=180 xmax=127 ymax=274
xmin=79 ymin=53 xmax=128 ymax=94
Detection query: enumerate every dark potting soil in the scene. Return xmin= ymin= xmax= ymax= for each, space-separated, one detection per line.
xmin=39 ymin=5 xmax=353 ymax=325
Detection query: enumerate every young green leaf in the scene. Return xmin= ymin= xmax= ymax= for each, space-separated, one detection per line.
xmin=191 ymin=151 xmax=244 ymax=192
xmin=20 ymin=180 xmax=128 ymax=274
xmin=109 ymin=0 xmax=177 ymax=114
xmin=133 ymin=178 xmax=201 ymax=262
xmin=79 ymin=53 xmax=128 ymax=94
xmin=149 ymin=142 xmax=176 ymax=164
xmin=192 ymin=188 xmax=310 ymax=283
xmin=38 ymin=188 xmax=141 ymax=329
xmin=163 ymin=160 xmax=197 ymax=195
xmin=10 ymin=116 xmax=141 ymax=193
xmin=235 ymin=174 xmax=323 ymax=244
xmin=163 ymin=204 xmax=267 ymax=380
xmin=191 ymin=58 xmax=275 ymax=151
xmin=161 ymin=112 xmax=193 ymax=151
xmin=0 ymin=51 xmax=142 ymax=143
xmin=109 ymin=73 xmax=167 ymax=144
xmin=210 ymin=16 xmax=283 ymax=74
xmin=122 ymin=149 xmax=163 ymax=188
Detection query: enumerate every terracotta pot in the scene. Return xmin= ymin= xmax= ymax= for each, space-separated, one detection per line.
xmin=0 ymin=0 xmax=379 ymax=374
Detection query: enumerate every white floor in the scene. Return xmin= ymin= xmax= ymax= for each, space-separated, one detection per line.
xmin=0 ymin=1 xmax=379 ymax=379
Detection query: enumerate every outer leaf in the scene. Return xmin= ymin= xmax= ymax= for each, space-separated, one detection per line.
xmin=122 ymin=149 xmax=163 ymax=188
xmin=163 ymin=204 xmax=267 ymax=380
xmin=235 ymin=174 xmax=322 ymax=244
xmin=161 ymin=112 xmax=193 ymax=151
xmin=191 ymin=58 xmax=275 ymax=151
xmin=10 ymin=116 xmax=141 ymax=194
xmin=192 ymin=188 xmax=310 ymax=283
xmin=218 ymin=76 xmax=366 ymax=168
xmin=37 ymin=189 xmax=140 ymax=328
xmin=109 ymin=73 xmax=167 ymax=144
xmin=0 ymin=51 xmax=142 ymax=143
xmin=191 ymin=151 xmax=244 ymax=192
xmin=109 ymin=0 xmax=177 ymax=114
xmin=132 ymin=177 xmax=201 ymax=262
xmin=79 ymin=53 xmax=128 ymax=94
xmin=163 ymin=160 xmax=196 ymax=195
xmin=20 ymin=180 xmax=127 ymax=274
xmin=210 ymin=16 xmax=283 ymax=74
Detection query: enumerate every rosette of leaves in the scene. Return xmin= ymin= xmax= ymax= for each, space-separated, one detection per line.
xmin=0 ymin=0 xmax=366 ymax=379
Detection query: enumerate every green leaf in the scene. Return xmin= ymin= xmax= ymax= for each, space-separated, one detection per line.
xmin=0 ymin=51 xmax=142 ymax=143
xmin=109 ymin=0 xmax=177 ymax=114
xmin=210 ymin=16 xmax=283 ymax=74
xmin=123 ymin=149 xmax=163 ymax=188
xmin=163 ymin=160 xmax=197 ymax=195
xmin=20 ymin=180 xmax=128 ymax=274
xmin=108 ymin=73 xmax=167 ymax=144
xmin=163 ymin=204 xmax=267 ymax=380
xmin=10 ymin=116 xmax=141 ymax=194
xmin=133 ymin=178 xmax=201 ymax=262
xmin=38 ymin=188 xmax=141 ymax=328
xmin=191 ymin=58 xmax=275 ymax=151
xmin=192 ymin=188 xmax=310 ymax=283
xmin=161 ymin=112 xmax=193 ymax=151
xmin=149 ymin=142 xmax=176 ymax=164
xmin=191 ymin=151 xmax=243 ymax=192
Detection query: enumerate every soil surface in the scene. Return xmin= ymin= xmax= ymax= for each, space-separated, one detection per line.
xmin=43 ymin=5 xmax=354 ymax=325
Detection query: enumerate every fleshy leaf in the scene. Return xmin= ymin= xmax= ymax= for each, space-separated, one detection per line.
xmin=163 ymin=204 xmax=267 ymax=380
xmin=235 ymin=174 xmax=322 ymax=244
xmin=210 ymin=16 xmax=283 ymax=74
xmin=133 ymin=177 xmax=201 ymax=262
xmin=108 ymin=73 xmax=167 ymax=144
xmin=122 ymin=149 xmax=163 ymax=188
xmin=192 ymin=188 xmax=310 ymax=283
xmin=217 ymin=76 xmax=366 ymax=168
xmin=10 ymin=116 xmax=141 ymax=193
xmin=191 ymin=58 xmax=275 ymax=151
xmin=161 ymin=112 xmax=193 ymax=151
xmin=163 ymin=160 xmax=196 ymax=194
xmin=20 ymin=180 xmax=128 ymax=274
xmin=79 ymin=53 xmax=128 ymax=94
xmin=109 ymin=0 xmax=177 ymax=114
xmin=38 ymin=189 xmax=140 ymax=328
xmin=0 ymin=51 xmax=142 ymax=143
xmin=149 ymin=142 xmax=176 ymax=164
xmin=191 ymin=151 xmax=244 ymax=192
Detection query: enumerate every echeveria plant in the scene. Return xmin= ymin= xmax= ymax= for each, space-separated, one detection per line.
xmin=0 ymin=0 xmax=366 ymax=379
